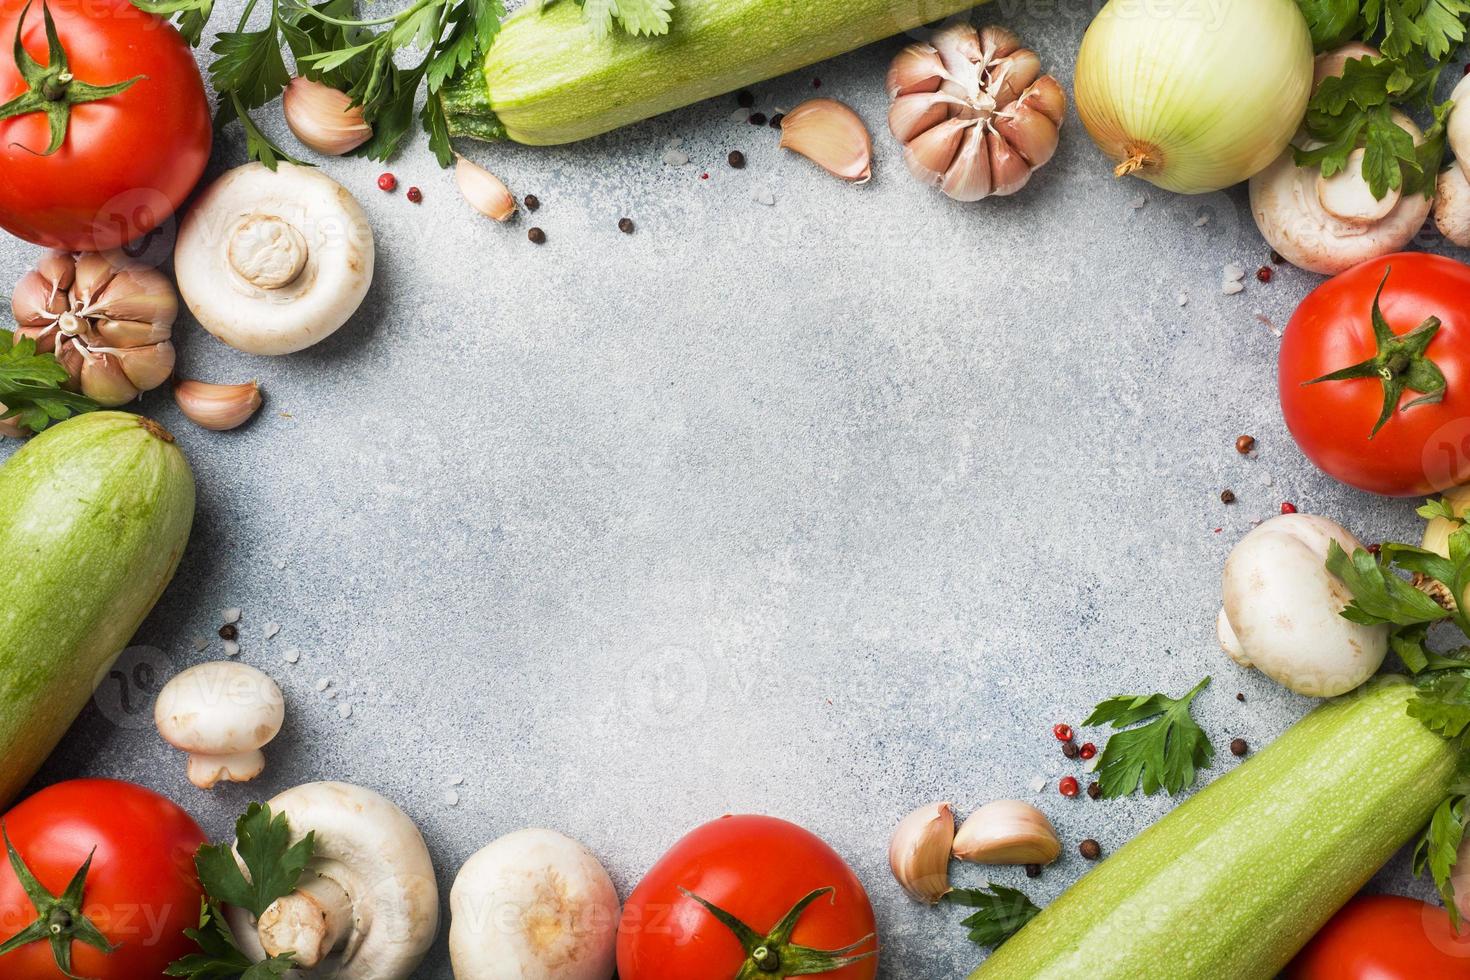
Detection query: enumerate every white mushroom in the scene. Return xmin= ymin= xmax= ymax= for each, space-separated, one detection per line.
xmin=449 ymin=829 xmax=619 ymax=980
xmin=228 ymin=782 xmax=439 ymax=979
xmin=1251 ymin=46 xmax=1433 ymax=274
xmin=1219 ymin=513 xmax=1388 ymax=697
xmin=154 ymin=662 xmax=285 ymax=789
xmin=1434 ymin=75 xmax=1470 ymax=247
xmin=174 ymin=162 xmax=374 ymax=355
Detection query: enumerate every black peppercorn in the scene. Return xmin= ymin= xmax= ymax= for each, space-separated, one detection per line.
xmin=1061 ymin=740 xmax=1079 ymax=759
xmin=1236 ymin=434 xmax=1255 ymax=454
xmin=528 ymin=227 xmax=546 ymax=245
xmin=1220 ymin=489 xmax=1236 ymax=504
xmin=1086 ymin=782 xmax=1101 ymax=800
xmin=1230 ymin=738 xmax=1249 ymax=757
xmin=1236 ymin=692 xmax=1246 ymax=702
xmin=770 ymin=113 xmax=785 ymax=129
xmin=728 ymin=150 xmax=746 ymax=169
xmin=218 ymin=623 xmax=238 ymax=640
xmin=618 ymin=217 xmax=634 ymax=234
xmin=1024 ymin=863 xmax=1041 ymax=878
xmin=523 ymin=194 xmax=540 ymax=211
xmin=749 ymin=112 xmax=767 ymax=126
xmin=1079 ymin=839 xmax=1102 ymax=860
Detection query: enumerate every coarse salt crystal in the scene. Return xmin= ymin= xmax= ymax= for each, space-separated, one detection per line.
xmin=1223 ymin=263 xmax=1245 ymax=282
xmin=221 ymin=608 xmax=242 ymax=625
xmin=444 ymin=790 xmax=460 ymax=806
xmin=1222 ymin=281 xmax=1245 ymax=296
xmin=1129 ymin=194 xmax=1147 ymax=210
xmin=284 ymin=649 xmax=301 ymax=664
xmin=752 ymin=186 xmax=775 ymax=206
xmin=1194 ymin=214 xmax=1210 ymax=227
xmin=223 ymin=641 xmax=240 ymax=658
xmin=193 ymin=636 xmax=210 ymax=652
xmin=730 ymin=107 xmax=750 ymax=121
xmin=315 ymin=678 xmax=331 ymax=692
xmin=1176 ymin=292 xmax=1188 ymax=307
xmin=662 ymin=148 xmax=689 ymax=166
xmin=1029 ymin=776 xmax=1047 ymax=793
xmin=264 ymin=622 xmax=280 ymax=640
xmin=447 ymin=775 xmax=464 ymax=786
xmin=337 ymin=703 xmax=353 ymax=719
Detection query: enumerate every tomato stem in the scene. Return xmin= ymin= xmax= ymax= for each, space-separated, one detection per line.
xmin=0 ymin=825 xmax=118 ymax=980
xmin=679 ymin=885 xmax=877 ymax=979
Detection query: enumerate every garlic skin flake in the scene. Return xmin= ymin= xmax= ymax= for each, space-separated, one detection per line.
xmin=778 ymin=98 xmax=873 ymax=182
xmin=952 ymin=800 xmax=1061 ymax=866
xmin=889 ymin=802 xmax=955 ymax=904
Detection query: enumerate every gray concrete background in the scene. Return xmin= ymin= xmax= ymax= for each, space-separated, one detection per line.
xmin=4 ymin=1 xmax=1467 ymax=976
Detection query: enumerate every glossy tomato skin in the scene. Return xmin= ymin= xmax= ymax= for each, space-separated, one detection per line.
xmin=0 ymin=779 xmax=206 ymax=979
xmin=0 ymin=0 xmax=211 ymax=251
xmin=1279 ymin=253 xmax=1470 ymax=497
xmin=1289 ymin=894 xmax=1470 ymax=978
xmin=617 ymin=814 xmax=878 ymax=980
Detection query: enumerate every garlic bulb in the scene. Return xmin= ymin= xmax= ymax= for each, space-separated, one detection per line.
xmin=9 ymin=252 xmax=177 ymax=406
xmin=889 ymin=802 xmax=955 ymax=904
xmin=174 ymin=379 xmax=263 ymax=432
xmin=283 ymin=77 xmax=373 ymax=156
xmin=887 ymin=24 xmax=1065 ymax=201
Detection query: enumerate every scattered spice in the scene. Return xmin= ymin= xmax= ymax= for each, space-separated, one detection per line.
xmin=737 ymin=89 xmax=754 ymax=107
xmin=701 ymin=172 xmax=710 ymax=180
xmin=770 ymin=113 xmax=785 ymax=129
xmin=1024 ymin=863 xmax=1041 ymax=878
xmin=749 ymin=112 xmax=768 ymax=126
xmin=218 ymin=624 xmax=238 ymax=641
xmin=1061 ymin=741 xmax=1080 ymax=759
xmin=1230 ymin=738 xmax=1249 ymax=757
xmin=1052 ymin=723 xmax=1074 ymax=741
xmin=1220 ymin=489 xmax=1236 ymax=504
xmin=1058 ymin=776 xmax=1080 ymax=798
xmin=1236 ymin=692 xmax=1246 ymax=702
xmin=1281 ymin=501 xmax=1298 ymax=514
xmin=406 ymin=186 xmax=422 ymax=204
xmin=1235 ymin=434 xmax=1256 ymax=454
xmin=528 ymin=227 xmax=546 ymax=245
xmin=1079 ymin=742 xmax=1096 ymax=760
xmin=1256 ymin=265 xmax=1272 ymax=283
xmin=523 ymin=194 xmax=541 ymax=211
xmin=1086 ymin=782 xmax=1101 ymax=800
xmin=377 ymin=173 xmax=397 ymax=192
xmin=728 ymin=150 xmax=746 ymax=169
xmin=618 ymin=217 xmax=635 ymax=234
xmin=1079 ymin=839 xmax=1102 ymax=860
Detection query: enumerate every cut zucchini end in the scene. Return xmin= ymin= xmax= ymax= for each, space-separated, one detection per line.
xmin=438 ymin=59 xmax=508 ymax=143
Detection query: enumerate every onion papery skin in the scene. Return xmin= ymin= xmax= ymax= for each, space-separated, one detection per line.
xmin=1074 ymin=0 xmax=1313 ymax=194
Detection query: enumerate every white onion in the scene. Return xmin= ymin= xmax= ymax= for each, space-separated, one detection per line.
xmin=1074 ymin=0 xmax=1314 ymax=194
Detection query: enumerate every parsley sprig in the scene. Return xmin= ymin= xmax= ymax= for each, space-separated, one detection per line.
xmin=1083 ymin=677 xmax=1214 ymax=798
xmin=0 ymin=328 xmax=96 ymax=434
xmin=1293 ymin=0 xmax=1470 ymax=198
xmin=941 ymin=884 xmax=1041 ymax=949
xmin=539 ymin=0 xmax=675 ymax=38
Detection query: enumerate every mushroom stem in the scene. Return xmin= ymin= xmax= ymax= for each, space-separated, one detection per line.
xmin=258 ymin=875 xmax=354 ymax=969
xmin=228 ymin=215 xmax=310 ymax=291
xmin=186 ymin=749 xmax=266 ymax=790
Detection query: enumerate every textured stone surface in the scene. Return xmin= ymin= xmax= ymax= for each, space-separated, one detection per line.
xmin=3 ymin=3 xmax=1467 ymax=977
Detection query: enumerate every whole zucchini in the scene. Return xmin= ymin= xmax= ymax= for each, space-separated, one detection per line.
xmin=439 ymin=0 xmax=987 ymax=145
xmin=973 ymin=677 xmax=1458 ymax=979
xmin=0 ymin=412 xmax=194 ymax=805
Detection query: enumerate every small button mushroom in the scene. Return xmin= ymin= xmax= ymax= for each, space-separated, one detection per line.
xmin=449 ymin=829 xmax=620 ymax=980
xmin=227 ymin=782 xmax=439 ymax=979
xmin=1218 ymin=513 xmax=1388 ymax=697
xmin=155 ymin=662 xmax=285 ymax=789
xmin=174 ymin=162 xmax=374 ymax=356
xmin=952 ymin=800 xmax=1061 ymax=866
xmin=1434 ymin=77 xmax=1470 ymax=248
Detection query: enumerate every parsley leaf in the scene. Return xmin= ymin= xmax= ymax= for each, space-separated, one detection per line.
xmin=1084 ymin=677 xmax=1213 ymax=798
xmin=0 ymin=329 xmax=97 ymax=434
xmin=1414 ymin=761 xmax=1470 ymax=926
xmin=563 ymin=0 xmax=674 ymax=36
xmin=131 ymin=0 xmax=216 ymax=45
xmin=1299 ymin=0 xmax=1365 ymax=47
xmin=941 ymin=884 xmax=1041 ymax=948
xmin=193 ymin=803 xmax=315 ymax=920
xmin=1325 ymin=539 xmax=1451 ymax=627
xmin=165 ymin=900 xmax=295 ymax=979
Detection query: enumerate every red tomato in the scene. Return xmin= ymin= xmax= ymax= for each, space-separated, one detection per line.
xmin=0 ymin=779 xmax=206 ymax=979
xmin=617 ymin=815 xmax=878 ymax=980
xmin=1279 ymin=253 xmax=1470 ymax=497
xmin=0 ymin=0 xmax=211 ymax=251
xmin=1289 ymin=894 xmax=1470 ymax=978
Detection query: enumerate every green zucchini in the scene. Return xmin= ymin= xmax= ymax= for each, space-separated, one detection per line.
xmin=0 ymin=412 xmax=194 ymax=805
xmin=973 ymin=677 xmax=1458 ymax=979
xmin=438 ymin=0 xmax=987 ymax=145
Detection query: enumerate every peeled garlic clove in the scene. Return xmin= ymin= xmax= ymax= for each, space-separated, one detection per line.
xmin=175 ymin=379 xmax=262 ymax=431
xmin=987 ymin=130 xmax=1034 ymax=196
xmin=11 ymin=270 xmax=68 ymax=328
xmin=779 ymin=98 xmax=873 ymax=182
xmin=1020 ymin=75 xmax=1067 ymax=127
xmin=455 ymin=156 xmax=517 ymax=222
xmin=888 ymin=92 xmax=955 ymax=143
xmin=979 ymin=24 xmax=1022 ymax=60
xmin=71 ymin=253 xmax=117 ymax=306
xmin=112 ymin=341 xmax=176 ymax=391
xmin=890 ymin=802 xmax=955 ymax=904
xmin=283 ymin=77 xmax=373 ymax=156
xmin=994 ymin=103 xmax=1060 ymax=169
xmin=904 ymin=117 xmax=970 ymax=186
xmin=953 ymin=800 xmax=1061 ymax=866
xmin=92 ymin=267 xmax=178 ymax=328
xmin=95 ymin=318 xmax=172 ymax=349
xmin=990 ymin=49 xmax=1042 ymax=106
xmin=80 ymin=352 xmax=140 ymax=406
xmin=886 ymin=42 xmax=946 ymax=98
xmin=941 ymin=123 xmax=994 ymax=201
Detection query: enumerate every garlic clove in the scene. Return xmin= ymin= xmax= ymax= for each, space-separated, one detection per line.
xmin=888 ymin=91 xmax=955 ymax=143
xmin=931 ymin=24 xmax=983 ymax=87
xmin=92 ymin=266 xmax=178 ymax=328
xmin=95 ymin=318 xmax=172 ymax=349
xmin=778 ymin=98 xmax=873 ymax=182
xmin=455 ymin=156 xmax=518 ymax=222
xmin=941 ymin=122 xmax=994 ymax=201
xmin=904 ymin=117 xmax=971 ymax=186
xmin=990 ymin=49 xmax=1043 ymax=107
xmin=890 ymin=802 xmax=955 ymax=904
xmin=987 ymin=130 xmax=1034 ymax=196
xmin=1020 ymin=75 xmax=1067 ymax=127
xmin=37 ymin=250 xmax=75 ymax=293
xmin=71 ymin=252 xmax=117 ymax=307
xmin=979 ymin=24 xmax=1023 ymax=60
xmin=283 ymin=77 xmax=373 ymax=156
xmin=886 ymin=42 xmax=946 ymax=98
xmin=0 ymin=404 xmax=25 ymax=439
xmin=80 ymin=352 xmax=140 ymax=406
xmin=11 ymin=269 xmax=68 ymax=328
xmin=175 ymin=379 xmax=263 ymax=432
xmin=953 ymin=800 xmax=1061 ymax=866
xmin=112 ymin=341 xmax=176 ymax=391
xmin=54 ymin=340 xmax=83 ymax=389
xmin=994 ymin=103 xmax=1060 ymax=169
xmin=13 ymin=325 xmax=57 ymax=354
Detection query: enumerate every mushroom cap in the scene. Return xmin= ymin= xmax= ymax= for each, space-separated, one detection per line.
xmin=229 ymin=782 xmax=438 ymax=980
xmin=174 ymin=163 xmax=374 ymax=356
xmin=1220 ymin=514 xmax=1388 ymax=697
xmin=1436 ymin=163 xmax=1470 ymax=248
xmin=449 ymin=828 xmax=619 ymax=980
xmin=155 ymin=662 xmax=285 ymax=755
xmin=1451 ymin=75 xmax=1470 ymax=181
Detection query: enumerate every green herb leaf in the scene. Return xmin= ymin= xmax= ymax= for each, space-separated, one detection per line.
xmin=1414 ymin=771 xmax=1470 ymax=927
xmin=0 ymin=329 xmax=97 ymax=434
xmin=1084 ymin=677 xmax=1213 ymax=798
xmin=1298 ymin=0 xmax=1365 ymax=47
xmin=942 ymin=884 xmax=1041 ymax=948
xmin=193 ymin=803 xmax=315 ymax=920
xmin=577 ymin=0 xmax=673 ymax=36
xmin=1410 ymin=671 xmax=1470 ymax=736
xmin=131 ymin=0 xmax=217 ymax=44
xmin=165 ymin=900 xmax=295 ymax=979
xmin=1326 ymin=540 xmax=1451 ymax=627
xmin=209 ymin=14 xmax=291 ymax=110
xmin=1420 ymin=498 xmax=1463 ymax=521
